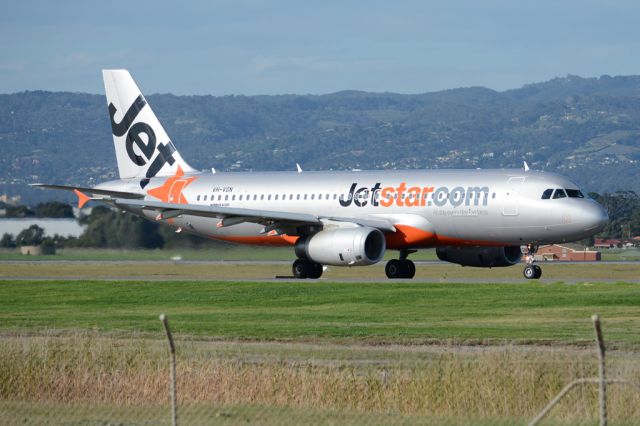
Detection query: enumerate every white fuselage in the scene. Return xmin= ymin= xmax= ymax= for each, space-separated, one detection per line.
xmin=99 ymin=168 xmax=608 ymax=249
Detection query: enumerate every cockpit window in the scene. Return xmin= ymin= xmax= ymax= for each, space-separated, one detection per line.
xmin=566 ymin=189 xmax=584 ymax=198
xmin=541 ymin=189 xmax=553 ymax=199
xmin=552 ymin=189 xmax=567 ymax=199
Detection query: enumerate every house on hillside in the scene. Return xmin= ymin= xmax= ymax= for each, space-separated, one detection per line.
xmin=535 ymin=244 xmax=601 ymax=261
xmin=595 ymin=238 xmax=623 ymax=249
xmin=594 ymin=238 xmax=640 ymax=249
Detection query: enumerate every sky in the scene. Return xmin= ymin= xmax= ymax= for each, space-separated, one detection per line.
xmin=1 ymin=0 xmax=640 ymax=95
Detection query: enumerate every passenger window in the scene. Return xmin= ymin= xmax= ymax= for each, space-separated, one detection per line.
xmin=239 ymin=195 xmax=243 ymax=201
xmin=268 ymin=194 xmax=271 ymax=200
xmin=232 ymin=195 xmax=236 ymax=201
xmin=289 ymin=194 xmax=293 ymax=200
xmin=203 ymin=195 xmax=208 ymax=201
xmin=304 ymin=194 xmax=308 ymax=200
xmin=566 ymin=189 xmax=584 ymax=198
xmin=553 ymin=189 xmax=567 ymax=199
xmin=297 ymin=194 xmax=300 ymax=200
xmin=275 ymin=194 xmax=278 ymax=200
xmin=260 ymin=195 xmax=264 ymax=200
xmin=311 ymin=194 xmax=315 ymax=200
xmin=197 ymin=195 xmax=201 ymax=201
xmin=541 ymin=189 xmax=553 ymax=199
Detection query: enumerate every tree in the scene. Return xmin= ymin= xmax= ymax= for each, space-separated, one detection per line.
xmin=15 ymin=225 xmax=45 ymax=246
xmin=35 ymin=202 xmax=74 ymax=218
xmin=77 ymin=206 xmax=164 ymax=249
xmin=6 ymin=205 xmax=35 ymax=218
xmin=0 ymin=233 xmax=15 ymax=248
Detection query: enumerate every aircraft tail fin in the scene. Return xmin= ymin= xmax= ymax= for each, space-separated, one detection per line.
xmin=102 ymin=70 xmax=196 ymax=188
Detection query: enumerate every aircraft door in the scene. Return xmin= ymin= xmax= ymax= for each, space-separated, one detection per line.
xmin=502 ymin=176 xmax=525 ymax=216
xmin=168 ymin=179 xmax=188 ymax=204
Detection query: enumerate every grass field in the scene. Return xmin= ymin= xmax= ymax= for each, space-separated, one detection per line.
xmin=2 ymin=265 xmax=640 ymax=424
xmin=1 ymin=279 xmax=639 ymax=345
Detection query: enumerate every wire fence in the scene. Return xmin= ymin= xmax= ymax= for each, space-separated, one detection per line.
xmin=1 ymin=315 xmax=639 ymax=425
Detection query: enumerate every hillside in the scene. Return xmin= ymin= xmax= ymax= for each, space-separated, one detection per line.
xmin=1 ymin=74 xmax=639 ymax=204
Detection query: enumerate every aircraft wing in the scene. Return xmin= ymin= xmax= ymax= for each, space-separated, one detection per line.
xmin=111 ymin=198 xmax=396 ymax=232
xmin=113 ymin=198 xmax=321 ymax=225
xmin=30 ymin=184 xmax=144 ymax=199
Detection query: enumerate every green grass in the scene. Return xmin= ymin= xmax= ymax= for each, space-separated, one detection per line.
xmin=601 ymin=248 xmax=640 ymax=261
xmin=1 ymin=280 xmax=639 ymax=345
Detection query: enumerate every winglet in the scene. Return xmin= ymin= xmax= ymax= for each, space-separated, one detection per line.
xmin=73 ymin=189 xmax=91 ymax=208
xmin=296 ymin=163 xmax=303 ymax=173
xmin=523 ymin=161 xmax=530 ymax=172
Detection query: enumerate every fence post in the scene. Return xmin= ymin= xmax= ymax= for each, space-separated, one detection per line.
xmin=160 ymin=314 xmax=178 ymax=426
xmin=592 ymin=314 xmax=607 ymax=426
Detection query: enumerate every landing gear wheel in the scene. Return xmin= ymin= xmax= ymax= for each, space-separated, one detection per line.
xmin=523 ymin=265 xmax=536 ymax=279
xmin=292 ymin=258 xmax=309 ymax=278
xmin=533 ymin=265 xmax=542 ymax=279
xmin=309 ymin=262 xmax=323 ymax=279
xmin=402 ymin=259 xmax=416 ymax=279
xmin=385 ymin=259 xmax=402 ymax=279
xmin=292 ymin=259 xmax=323 ymax=279
xmin=385 ymin=259 xmax=416 ymax=279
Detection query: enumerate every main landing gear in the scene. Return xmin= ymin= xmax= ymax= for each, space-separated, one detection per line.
xmin=292 ymin=258 xmax=323 ymax=279
xmin=385 ymin=249 xmax=416 ymax=279
xmin=522 ymin=244 xmax=542 ymax=280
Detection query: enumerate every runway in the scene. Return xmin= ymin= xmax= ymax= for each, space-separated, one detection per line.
xmin=1 ymin=259 xmax=639 ymax=283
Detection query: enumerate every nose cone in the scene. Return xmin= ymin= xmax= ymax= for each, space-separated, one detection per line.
xmin=582 ymin=202 xmax=609 ymax=233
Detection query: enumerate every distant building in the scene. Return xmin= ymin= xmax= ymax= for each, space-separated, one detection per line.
xmin=535 ymin=244 xmax=601 ymax=261
xmin=0 ymin=194 xmax=21 ymax=206
xmin=20 ymin=245 xmax=56 ymax=256
xmin=594 ymin=238 xmax=640 ymax=249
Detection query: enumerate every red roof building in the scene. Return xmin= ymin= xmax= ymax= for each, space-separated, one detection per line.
xmin=535 ymin=244 xmax=601 ymax=261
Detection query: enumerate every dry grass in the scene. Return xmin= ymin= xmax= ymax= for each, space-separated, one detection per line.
xmin=2 ymin=334 xmax=640 ymax=424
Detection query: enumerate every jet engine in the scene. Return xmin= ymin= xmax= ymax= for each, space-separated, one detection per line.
xmin=295 ymin=227 xmax=386 ymax=266
xmin=436 ymin=246 xmax=522 ymax=267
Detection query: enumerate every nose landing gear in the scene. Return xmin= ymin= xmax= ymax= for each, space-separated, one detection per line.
xmin=385 ymin=249 xmax=416 ymax=279
xmin=522 ymin=244 xmax=542 ymax=279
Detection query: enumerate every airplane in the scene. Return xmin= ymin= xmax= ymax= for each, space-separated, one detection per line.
xmin=34 ymin=70 xmax=609 ymax=280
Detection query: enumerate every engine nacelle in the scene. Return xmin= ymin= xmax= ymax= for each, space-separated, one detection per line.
xmin=295 ymin=227 xmax=386 ymax=266
xmin=436 ymin=246 xmax=522 ymax=267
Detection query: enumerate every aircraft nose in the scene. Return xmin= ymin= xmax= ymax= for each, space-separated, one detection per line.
xmin=582 ymin=202 xmax=608 ymax=233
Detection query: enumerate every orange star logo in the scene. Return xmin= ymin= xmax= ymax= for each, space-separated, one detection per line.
xmin=146 ymin=165 xmax=198 ymax=204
